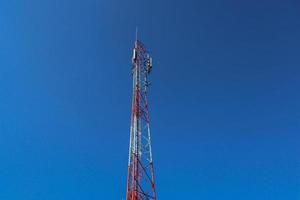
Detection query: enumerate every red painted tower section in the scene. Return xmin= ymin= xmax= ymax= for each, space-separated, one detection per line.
xmin=126 ymin=38 xmax=156 ymax=200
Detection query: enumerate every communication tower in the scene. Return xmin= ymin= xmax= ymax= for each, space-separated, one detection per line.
xmin=126 ymin=36 xmax=157 ymax=200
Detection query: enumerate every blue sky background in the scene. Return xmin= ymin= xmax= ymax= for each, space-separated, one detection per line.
xmin=0 ymin=0 xmax=300 ymax=199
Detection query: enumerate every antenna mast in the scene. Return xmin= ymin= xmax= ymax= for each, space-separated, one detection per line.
xmin=126 ymin=35 xmax=156 ymax=200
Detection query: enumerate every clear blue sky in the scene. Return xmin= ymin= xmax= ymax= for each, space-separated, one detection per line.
xmin=0 ymin=0 xmax=299 ymax=199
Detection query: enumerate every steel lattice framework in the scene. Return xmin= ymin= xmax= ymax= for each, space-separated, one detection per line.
xmin=126 ymin=39 xmax=156 ymax=200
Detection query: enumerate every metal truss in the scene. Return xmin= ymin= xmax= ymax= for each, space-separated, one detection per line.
xmin=126 ymin=39 xmax=156 ymax=200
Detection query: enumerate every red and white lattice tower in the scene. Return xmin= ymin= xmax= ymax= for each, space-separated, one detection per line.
xmin=126 ymin=37 xmax=157 ymax=200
